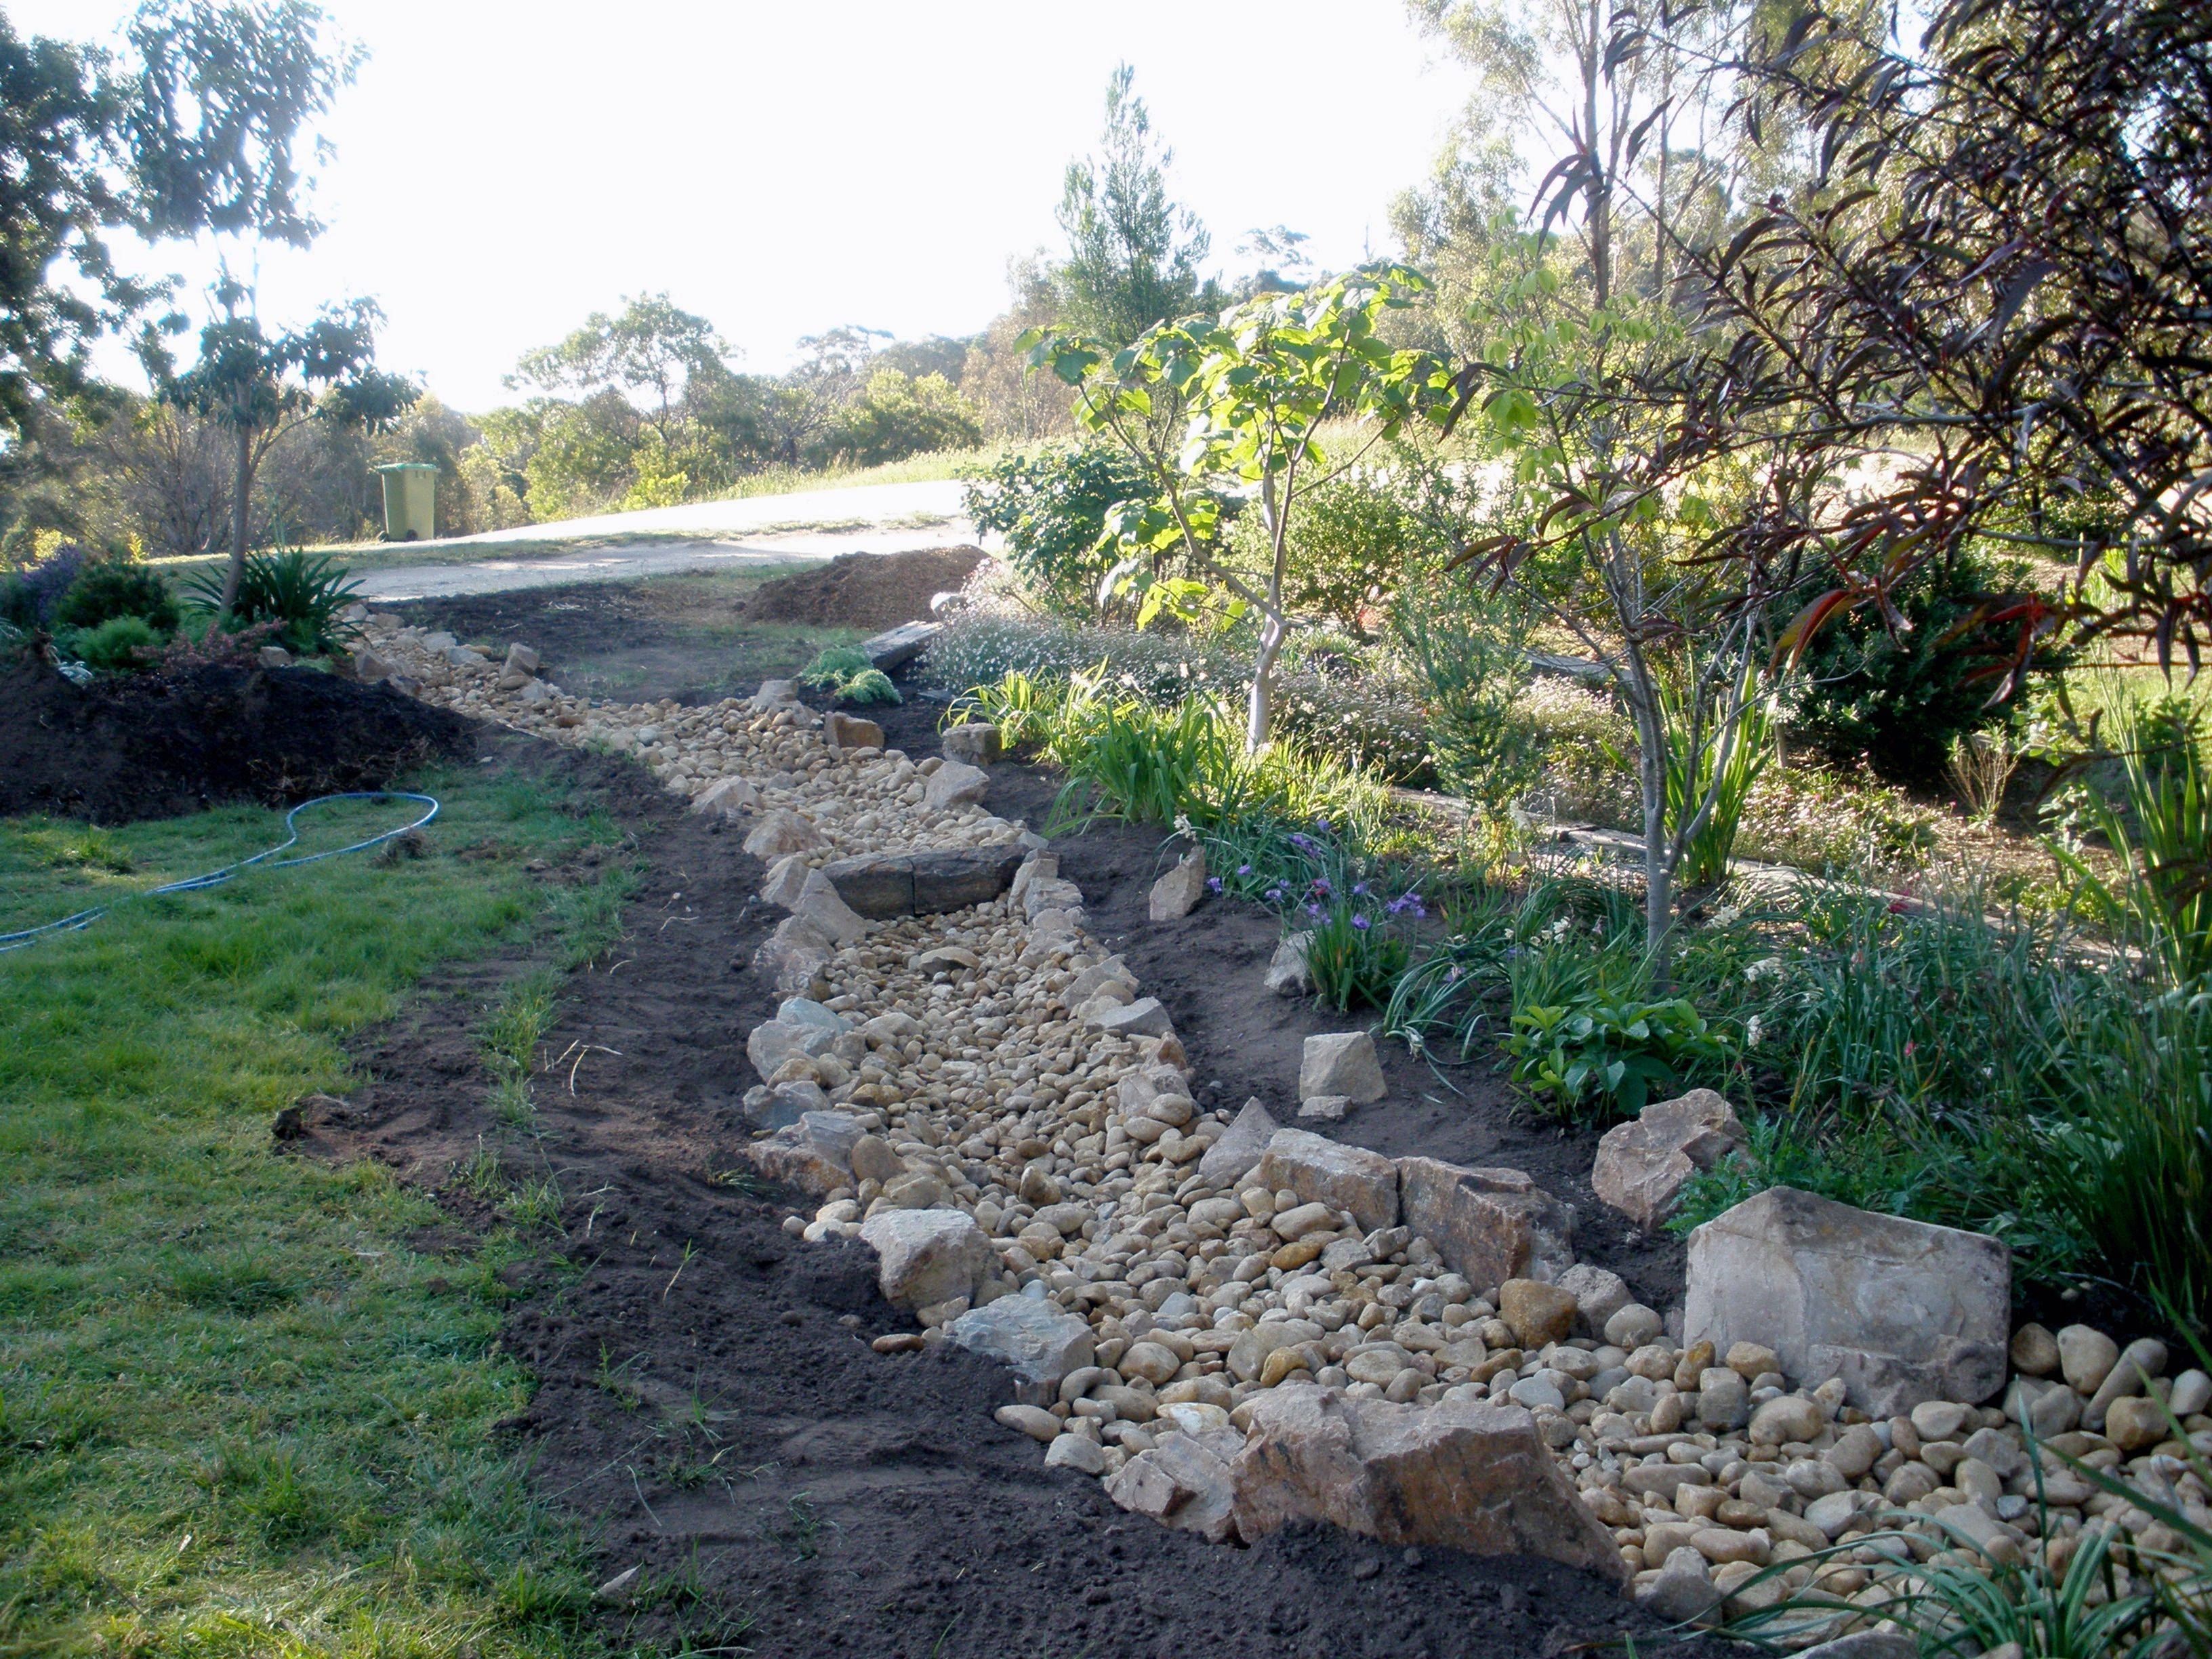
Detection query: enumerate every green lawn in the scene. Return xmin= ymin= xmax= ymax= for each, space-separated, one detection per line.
xmin=0 ymin=773 xmax=737 ymax=1656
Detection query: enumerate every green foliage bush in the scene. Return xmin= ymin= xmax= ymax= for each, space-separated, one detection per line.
xmin=800 ymin=646 xmax=901 ymax=706
xmin=1507 ymin=992 xmax=1734 ymax=1122
xmin=816 ymin=371 xmax=981 ymax=469
xmin=962 ymin=443 xmax=1155 ymax=617
xmin=1780 ymin=552 xmax=2030 ymax=783
xmin=52 ymin=557 xmax=180 ymax=634
xmin=65 ymin=613 xmax=165 ymax=670
xmin=185 ymin=548 xmax=362 ymax=655
xmin=1224 ymin=472 xmax=1416 ymax=638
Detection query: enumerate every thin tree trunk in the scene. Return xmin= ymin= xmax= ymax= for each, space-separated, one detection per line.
xmin=1248 ymin=613 xmax=1286 ymax=751
xmin=218 ymin=424 xmax=253 ymax=618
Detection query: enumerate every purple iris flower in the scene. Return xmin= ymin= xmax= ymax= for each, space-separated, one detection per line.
xmin=1206 ymin=876 xmax=1223 ymax=893
xmin=1351 ymin=915 xmax=1371 ymax=931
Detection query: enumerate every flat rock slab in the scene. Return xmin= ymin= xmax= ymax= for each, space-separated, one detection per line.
xmin=821 ymin=845 xmax=1026 ymax=918
xmin=1684 ymin=1185 xmax=2011 ymax=1413
xmin=861 ymin=620 xmax=940 ymax=671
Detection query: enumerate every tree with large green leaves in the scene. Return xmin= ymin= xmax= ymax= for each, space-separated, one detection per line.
xmin=1025 ymin=264 xmax=1456 ymax=749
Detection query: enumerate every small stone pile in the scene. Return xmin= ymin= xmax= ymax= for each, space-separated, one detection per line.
xmin=359 ymin=610 xmax=2211 ymax=1645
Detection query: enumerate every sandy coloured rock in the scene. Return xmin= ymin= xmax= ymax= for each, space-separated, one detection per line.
xmin=1148 ymin=849 xmax=1208 ymax=921
xmin=1298 ymin=1031 xmax=1387 ymax=1103
xmin=1265 ymin=930 xmax=1315 ymax=997
xmin=922 ymin=760 xmax=990 ymax=811
xmin=1255 ymin=1128 xmax=1399 ymax=1234
xmin=859 ymin=1208 xmax=995 ymax=1313
xmin=1395 ymin=1158 xmax=1574 ymax=1290
xmin=947 ymin=1296 xmax=1097 ymax=1405
xmin=1229 ymin=1385 xmax=1626 ymax=1578
xmin=1591 ymin=1088 xmax=1744 ymax=1230
xmin=1685 ymin=1186 xmax=2010 ymax=1413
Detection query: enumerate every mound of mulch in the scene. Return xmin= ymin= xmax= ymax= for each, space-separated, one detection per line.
xmin=0 ymin=655 xmax=476 ymax=825
xmin=738 ymin=546 xmax=989 ymax=630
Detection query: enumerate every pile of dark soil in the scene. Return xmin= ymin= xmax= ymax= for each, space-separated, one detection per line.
xmin=312 ymin=732 xmax=1719 ymax=1659
xmin=0 ymin=655 xmax=475 ymax=824
xmin=739 ymin=546 xmax=989 ymax=630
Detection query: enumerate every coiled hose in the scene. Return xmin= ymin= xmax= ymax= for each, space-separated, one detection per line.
xmin=0 ymin=791 xmax=441 ymax=955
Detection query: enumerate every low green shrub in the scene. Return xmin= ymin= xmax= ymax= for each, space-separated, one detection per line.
xmin=1778 ymin=550 xmax=2035 ymax=785
xmin=1506 ymin=991 xmax=1734 ymax=1122
xmin=961 ymin=443 xmax=1155 ymax=618
xmin=52 ymin=556 xmax=180 ymax=635
xmin=64 ymin=614 xmax=164 ymax=671
xmin=799 ymin=646 xmax=901 ymax=706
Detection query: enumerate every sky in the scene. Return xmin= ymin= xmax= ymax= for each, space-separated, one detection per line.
xmin=17 ymin=0 xmax=1474 ymax=413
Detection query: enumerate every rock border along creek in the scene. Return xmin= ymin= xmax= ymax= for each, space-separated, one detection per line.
xmin=362 ymin=607 xmax=2212 ymax=1644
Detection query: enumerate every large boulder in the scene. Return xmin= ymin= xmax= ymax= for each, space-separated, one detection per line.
xmin=939 ymin=722 xmax=1004 ymax=766
xmin=1395 ymin=1158 xmax=1576 ymax=1290
xmin=1683 ymin=1187 xmax=2011 ymax=1413
xmin=743 ymin=1110 xmax=863 ymax=1195
xmin=858 ymin=1208 xmax=995 ymax=1311
xmin=760 ymin=851 xmax=814 ymax=908
xmin=946 ymin=1296 xmax=1097 ymax=1406
xmin=1298 ymin=1031 xmax=1387 ymax=1103
xmin=1255 ymin=1128 xmax=1399 ymax=1234
xmin=824 ymin=711 xmax=883 ymax=752
xmin=693 ymin=775 xmax=761 ymax=820
xmin=745 ymin=1004 xmax=849 ymax=1082
xmin=1229 ymin=1385 xmax=1627 ymax=1577
xmin=1592 ymin=1088 xmax=1745 ymax=1230
xmin=1265 ymin=931 xmax=1315 ymax=998
xmin=910 ymin=844 xmax=1025 ymax=912
xmin=820 ymin=853 xmax=916 ymax=918
xmin=922 ymin=761 xmax=990 ymax=811
xmin=1148 ymin=850 xmax=1208 ymax=921
xmin=792 ymin=868 xmax=869 ymax=946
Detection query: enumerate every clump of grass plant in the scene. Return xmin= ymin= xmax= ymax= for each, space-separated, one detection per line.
xmin=956 ymin=668 xmax=1389 ymax=840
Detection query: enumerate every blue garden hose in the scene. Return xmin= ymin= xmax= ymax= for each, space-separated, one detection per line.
xmin=0 ymin=791 xmax=441 ymax=955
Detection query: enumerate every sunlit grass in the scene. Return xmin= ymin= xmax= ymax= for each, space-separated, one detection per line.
xmin=0 ymin=767 xmax=737 ymax=1656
